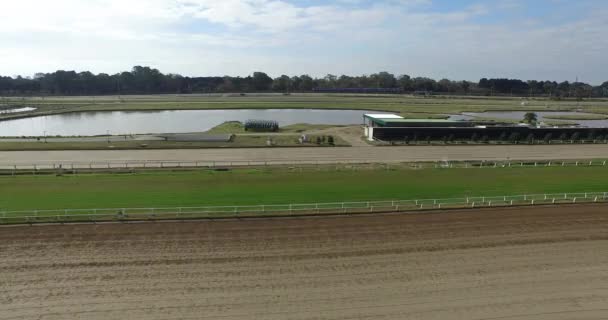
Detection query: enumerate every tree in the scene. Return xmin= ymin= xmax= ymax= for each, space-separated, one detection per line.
xmin=543 ymin=133 xmax=553 ymax=144
xmin=523 ymin=112 xmax=538 ymax=124
xmin=397 ymin=75 xmax=412 ymax=91
xmin=327 ymin=135 xmax=335 ymax=145
xmin=252 ymin=72 xmax=273 ymax=91
xmin=272 ymin=75 xmax=292 ymax=92
xmin=298 ymin=75 xmax=314 ymax=91
xmin=571 ymin=132 xmax=581 ymax=143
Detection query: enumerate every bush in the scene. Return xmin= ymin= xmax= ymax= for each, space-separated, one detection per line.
xmin=327 ymin=135 xmax=335 ymax=145
xmin=315 ymin=136 xmax=321 ymax=144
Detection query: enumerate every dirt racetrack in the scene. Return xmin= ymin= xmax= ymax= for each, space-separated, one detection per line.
xmin=2 ymin=205 xmax=608 ymax=320
xmin=3 ymin=145 xmax=608 ymax=168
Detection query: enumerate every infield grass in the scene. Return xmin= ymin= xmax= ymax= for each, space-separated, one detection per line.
xmin=1 ymin=166 xmax=607 ymax=211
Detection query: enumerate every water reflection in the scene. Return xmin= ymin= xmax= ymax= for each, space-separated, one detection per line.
xmin=0 ymin=109 xmax=373 ymax=136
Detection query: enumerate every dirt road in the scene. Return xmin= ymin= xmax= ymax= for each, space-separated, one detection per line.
xmin=2 ymin=144 xmax=608 ymax=167
xmin=2 ymin=205 xmax=608 ymax=319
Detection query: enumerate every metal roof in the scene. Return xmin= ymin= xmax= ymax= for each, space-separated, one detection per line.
xmin=364 ymin=114 xmax=404 ymax=119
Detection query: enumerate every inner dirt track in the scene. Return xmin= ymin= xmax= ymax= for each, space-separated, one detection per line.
xmin=2 ymin=145 xmax=608 ymax=167
xmin=2 ymin=204 xmax=608 ymax=319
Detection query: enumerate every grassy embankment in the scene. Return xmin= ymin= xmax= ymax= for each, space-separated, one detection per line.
xmin=471 ymin=116 xmax=579 ymax=126
xmin=0 ymin=135 xmax=349 ymax=150
xmin=1 ymin=166 xmax=607 ymax=211
xmin=542 ymin=114 xmax=608 ymax=120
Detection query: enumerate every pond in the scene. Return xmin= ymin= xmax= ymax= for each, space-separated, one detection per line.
xmin=0 ymin=109 xmax=374 ymax=137
xmin=449 ymin=111 xmax=608 ymax=127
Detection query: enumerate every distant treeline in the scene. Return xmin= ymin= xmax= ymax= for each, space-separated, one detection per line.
xmin=1 ymin=66 xmax=607 ymax=98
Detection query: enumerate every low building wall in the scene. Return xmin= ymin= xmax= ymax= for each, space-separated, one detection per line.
xmin=373 ymin=126 xmax=608 ymax=142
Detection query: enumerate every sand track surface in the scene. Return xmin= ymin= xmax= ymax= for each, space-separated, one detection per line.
xmin=3 ymin=145 xmax=608 ymax=166
xmin=2 ymin=205 xmax=608 ymax=320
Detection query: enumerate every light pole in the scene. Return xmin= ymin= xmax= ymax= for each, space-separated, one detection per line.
xmin=43 ymin=131 xmax=47 ymax=143
xmin=107 ymin=130 xmax=110 ymax=143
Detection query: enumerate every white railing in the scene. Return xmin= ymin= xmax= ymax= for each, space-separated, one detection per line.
xmin=0 ymin=159 xmax=607 ymax=171
xmin=1 ymin=191 xmax=607 ymax=224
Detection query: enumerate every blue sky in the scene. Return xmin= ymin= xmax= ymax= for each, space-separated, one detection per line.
xmin=0 ymin=0 xmax=606 ymax=83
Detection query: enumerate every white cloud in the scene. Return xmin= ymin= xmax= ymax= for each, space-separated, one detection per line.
xmin=0 ymin=0 xmax=606 ymax=83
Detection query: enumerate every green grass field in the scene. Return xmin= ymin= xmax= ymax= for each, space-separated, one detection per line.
xmin=542 ymin=114 xmax=608 ymax=120
xmin=2 ymin=166 xmax=607 ymax=211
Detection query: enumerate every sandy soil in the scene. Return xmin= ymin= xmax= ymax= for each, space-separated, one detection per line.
xmin=2 ymin=205 xmax=608 ymax=320
xmin=2 ymin=144 xmax=608 ymax=168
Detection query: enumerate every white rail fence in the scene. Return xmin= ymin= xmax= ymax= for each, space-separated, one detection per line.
xmin=1 ymin=159 xmax=608 ymax=171
xmin=1 ymin=191 xmax=607 ymax=224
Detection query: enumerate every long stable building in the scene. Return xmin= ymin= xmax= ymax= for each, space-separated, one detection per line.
xmin=363 ymin=113 xmax=608 ymax=142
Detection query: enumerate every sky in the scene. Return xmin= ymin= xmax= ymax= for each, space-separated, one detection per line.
xmin=0 ymin=0 xmax=606 ymax=83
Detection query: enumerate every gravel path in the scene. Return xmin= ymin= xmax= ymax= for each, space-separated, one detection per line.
xmin=2 ymin=145 xmax=608 ymax=167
